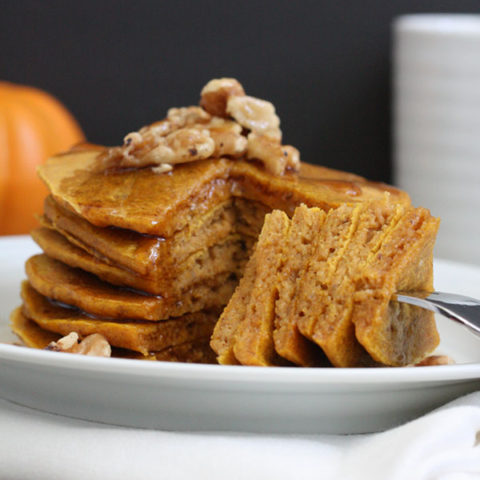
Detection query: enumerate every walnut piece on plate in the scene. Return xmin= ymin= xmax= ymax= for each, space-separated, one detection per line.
xmin=46 ymin=332 xmax=111 ymax=357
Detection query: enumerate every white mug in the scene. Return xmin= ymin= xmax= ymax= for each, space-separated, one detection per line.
xmin=393 ymin=14 xmax=480 ymax=265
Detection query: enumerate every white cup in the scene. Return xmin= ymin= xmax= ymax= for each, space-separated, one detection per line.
xmin=393 ymin=14 xmax=480 ymax=265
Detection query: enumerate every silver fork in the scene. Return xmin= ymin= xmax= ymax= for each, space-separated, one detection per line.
xmin=395 ymin=291 xmax=480 ymax=337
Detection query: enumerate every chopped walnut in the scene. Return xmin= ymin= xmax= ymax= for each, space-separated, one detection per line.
xmin=415 ymin=355 xmax=455 ymax=366
xmin=138 ymin=119 xmax=173 ymax=139
xmin=204 ymin=118 xmax=247 ymax=157
xmin=102 ymin=127 xmax=215 ymax=171
xmin=210 ymin=128 xmax=248 ymax=158
xmin=151 ymin=163 xmax=173 ymax=174
xmin=167 ymin=106 xmax=211 ymax=128
xmin=47 ymin=332 xmax=79 ymax=352
xmin=226 ymin=95 xmax=282 ymax=141
xmin=98 ymin=78 xmax=300 ymax=177
xmin=247 ymin=133 xmax=300 ymax=175
xmin=46 ymin=332 xmax=111 ymax=357
xmin=148 ymin=128 xmax=215 ymax=165
xmin=200 ymin=78 xmax=245 ymax=117
xmin=73 ymin=334 xmax=112 ymax=357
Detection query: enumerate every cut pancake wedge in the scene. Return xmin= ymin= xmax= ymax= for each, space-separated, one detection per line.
xmin=273 ymin=205 xmax=328 ymax=367
xmin=301 ymin=201 xmax=405 ymax=367
xmin=352 ymin=207 xmax=440 ymax=366
xmin=232 ymin=210 xmax=291 ymax=366
xmin=294 ymin=203 xmax=365 ymax=366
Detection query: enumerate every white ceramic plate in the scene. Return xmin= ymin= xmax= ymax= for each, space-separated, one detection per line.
xmin=0 ymin=236 xmax=479 ymax=434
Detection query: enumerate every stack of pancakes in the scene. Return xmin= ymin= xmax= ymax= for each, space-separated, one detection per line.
xmin=10 ymin=78 xmax=416 ymax=364
xmin=11 ymin=152 xmax=411 ymax=362
xmin=212 ymin=203 xmax=440 ymax=367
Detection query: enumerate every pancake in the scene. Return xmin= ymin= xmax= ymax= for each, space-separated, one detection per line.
xmin=210 ymin=237 xmax=262 ymax=365
xmin=10 ymin=307 xmax=215 ymax=363
xmin=21 ymin=282 xmax=219 ymax=355
xmin=38 ymin=152 xmax=410 ymax=239
xmin=294 ymin=203 xmax=365 ymax=358
xmin=352 ymin=207 xmax=440 ymax=366
xmin=42 ymin=195 xmax=238 ymax=276
xmin=26 ymin=254 xmax=237 ymax=321
xmin=38 ymin=153 xmax=234 ymax=237
xmin=31 ymin=227 xmax=247 ymax=297
xmin=273 ymin=204 xmax=329 ymax=367
xmin=303 ymin=201 xmax=405 ymax=367
xmin=231 ymin=210 xmax=291 ymax=366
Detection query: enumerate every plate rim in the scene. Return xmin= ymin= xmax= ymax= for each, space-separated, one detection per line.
xmin=1 ymin=342 xmax=480 ymax=386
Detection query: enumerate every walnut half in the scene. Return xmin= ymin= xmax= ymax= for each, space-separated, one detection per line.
xmin=46 ymin=332 xmax=112 ymax=357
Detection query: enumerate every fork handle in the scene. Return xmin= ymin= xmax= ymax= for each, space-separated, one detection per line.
xmin=395 ymin=291 xmax=480 ymax=337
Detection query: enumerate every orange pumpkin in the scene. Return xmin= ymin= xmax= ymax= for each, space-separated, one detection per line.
xmin=0 ymin=82 xmax=85 ymax=234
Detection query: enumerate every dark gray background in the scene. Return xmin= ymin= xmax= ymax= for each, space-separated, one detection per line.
xmin=2 ymin=0 xmax=479 ymax=182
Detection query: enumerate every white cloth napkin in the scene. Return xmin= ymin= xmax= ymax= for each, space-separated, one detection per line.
xmin=0 ymin=393 xmax=479 ymax=480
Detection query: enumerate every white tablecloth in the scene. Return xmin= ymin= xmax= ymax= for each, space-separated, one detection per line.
xmin=0 ymin=392 xmax=479 ymax=480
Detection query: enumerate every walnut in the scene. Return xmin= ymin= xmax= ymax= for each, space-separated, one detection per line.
xmin=204 ymin=118 xmax=247 ymax=157
xmin=167 ymin=106 xmax=211 ymax=128
xmin=151 ymin=163 xmax=173 ymax=174
xmin=147 ymin=127 xmax=215 ymax=165
xmin=415 ymin=355 xmax=455 ymax=366
xmin=103 ymin=127 xmax=215 ymax=172
xmin=247 ymin=133 xmax=300 ymax=175
xmin=73 ymin=334 xmax=112 ymax=357
xmin=138 ymin=119 xmax=173 ymax=139
xmin=46 ymin=332 xmax=79 ymax=352
xmin=226 ymin=95 xmax=282 ymax=141
xmin=46 ymin=332 xmax=111 ymax=357
xmin=200 ymin=78 xmax=245 ymax=117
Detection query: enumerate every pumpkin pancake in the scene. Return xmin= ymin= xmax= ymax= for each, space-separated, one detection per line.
xmin=232 ymin=210 xmax=291 ymax=366
xmin=42 ymin=195 xmax=238 ymax=277
xmin=210 ymin=238 xmax=262 ymax=365
xmin=10 ymin=306 xmax=59 ymax=349
xmin=294 ymin=203 xmax=365 ymax=357
xmin=31 ymin=227 xmax=247 ymax=297
xmin=352 ymin=207 xmax=440 ymax=366
xmin=26 ymin=254 xmax=237 ymax=321
xmin=302 ymin=201 xmax=404 ymax=367
xmin=21 ymin=282 xmax=219 ymax=355
xmin=273 ymin=204 xmax=328 ymax=367
xmin=38 ymin=153 xmax=234 ymax=237
xmin=10 ymin=307 xmax=215 ymax=363
xmin=38 ymin=151 xmax=410 ymax=239
xmin=229 ymin=160 xmax=410 ymax=217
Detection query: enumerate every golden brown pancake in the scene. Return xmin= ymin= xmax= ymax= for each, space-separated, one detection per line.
xmin=352 ymin=207 xmax=440 ymax=366
xmin=38 ymin=152 xmax=410 ymax=238
xmin=26 ymin=254 xmax=237 ymax=321
xmin=232 ymin=210 xmax=291 ymax=367
xmin=20 ymin=282 xmax=219 ymax=355
xmin=42 ymin=195 xmax=238 ymax=277
xmin=273 ymin=205 xmax=329 ymax=367
xmin=10 ymin=307 xmax=215 ymax=363
xmin=31 ymin=227 xmax=247 ymax=297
